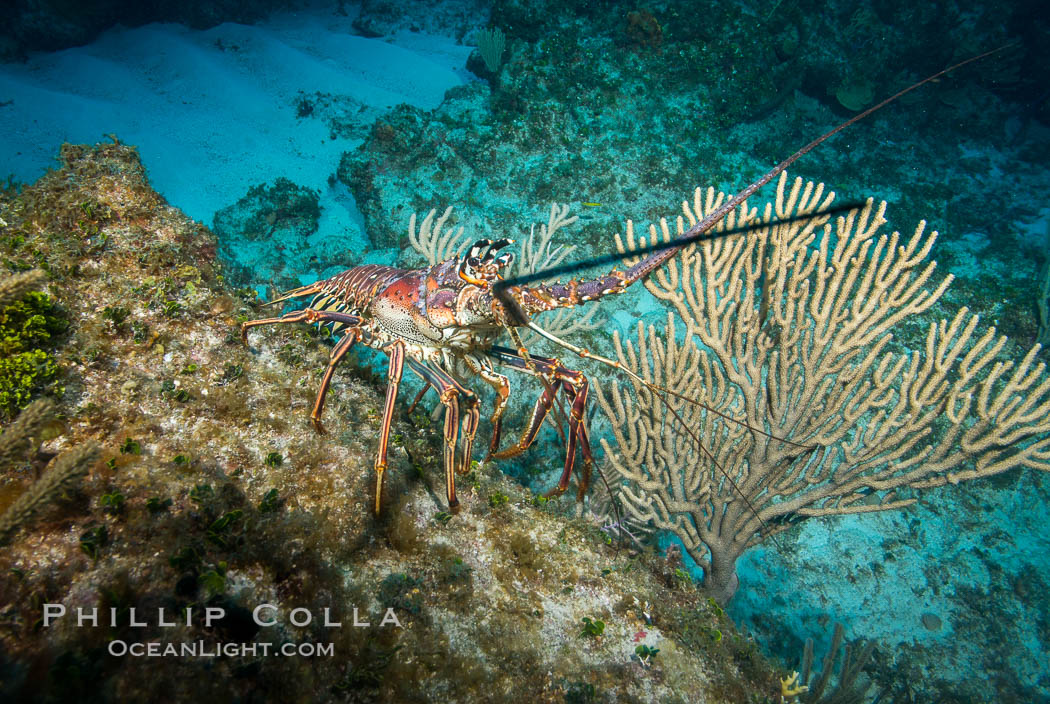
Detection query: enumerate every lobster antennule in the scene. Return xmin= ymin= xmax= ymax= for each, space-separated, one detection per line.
xmin=498 ymin=46 xmax=1011 ymax=318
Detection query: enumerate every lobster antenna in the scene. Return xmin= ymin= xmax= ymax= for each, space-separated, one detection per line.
xmin=496 ymin=44 xmax=1012 ymax=552
xmin=497 ymin=44 xmax=1013 ymax=303
xmin=496 ymin=204 xmax=859 ymax=291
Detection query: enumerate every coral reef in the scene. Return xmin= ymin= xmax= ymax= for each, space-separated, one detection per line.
xmin=0 ymin=141 xmax=787 ymax=701
xmin=212 ymin=177 xmax=323 ymax=290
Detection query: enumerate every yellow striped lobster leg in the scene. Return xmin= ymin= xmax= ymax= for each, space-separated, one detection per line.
xmin=373 ymin=341 xmax=406 ymax=516
xmin=309 ymin=328 xmax=362 ymax=434
xmin=404 ymin=358 xmax=480 ymax=513
xmin=485 ymin=345 xmax=593 ymax=500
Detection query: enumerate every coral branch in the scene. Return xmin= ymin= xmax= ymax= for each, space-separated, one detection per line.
xmin=0 ymin=442 xmax=99 ymax=545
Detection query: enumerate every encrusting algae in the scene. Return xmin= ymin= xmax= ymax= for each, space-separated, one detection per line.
xmin=0 ymin=141 xmax=789 ymax=702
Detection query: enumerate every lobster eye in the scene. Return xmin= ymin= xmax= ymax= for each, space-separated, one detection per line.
xmin=458 ymin=254 xmax=489 ymax=287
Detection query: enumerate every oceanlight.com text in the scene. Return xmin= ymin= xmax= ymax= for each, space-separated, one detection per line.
xmin=107 ymin=640 xmax=335 ymax=658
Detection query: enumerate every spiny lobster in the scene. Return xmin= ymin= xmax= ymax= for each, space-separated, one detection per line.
xmin=241 ymin=49 xmax=1001 ymax=516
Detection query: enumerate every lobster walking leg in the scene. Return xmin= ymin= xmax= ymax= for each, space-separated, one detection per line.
xmin=373 ymin=341 xmax=406 ymax=515
xmin=488 ymin=373 xmax=558 ymax=462
xmin=485 ymin=345 xmax=594 ymax=500
xmin=241 ymin=308 xmax=365 ymax=434
xmin=240 ymin=308 xmax=362 ymax=343
xmin=405 ymin=359 xmax=480 ymax=511
xmin=407 ymin=357 xmax=510 ymax=459
xmin=310 ymin=329 xmax=362 ymax=434
xmin=460 ymin=354 xmax=512 ymax=458
xmin=406 ymin=384 xmax=431 ymax=415
xmin=563 ymin=377 xmax=593 ymax=501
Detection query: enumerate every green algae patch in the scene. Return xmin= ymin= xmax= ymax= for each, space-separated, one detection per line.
xmin=0 ymin=142 xmax=785 ymax=702
xmin=0 ymin=290 xmax=66 ymax=420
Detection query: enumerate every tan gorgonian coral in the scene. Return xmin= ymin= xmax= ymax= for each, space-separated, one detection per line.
xmin=407 ymin=203 xmax=580 ymax=275
xmin=514 ymin=203 xmax=579 ymax=277
xmin=594 ymin=173 xmax=1050 ymax=603
xmin=0 ymin=442 xmax=99 ymax=545
xmin=0 ymin=398 xmax=55 ymax=470
xmin=408 ymin=206 xmax=469 ymax=264
xmin=515 ymin=203 xmax=601 ymax=341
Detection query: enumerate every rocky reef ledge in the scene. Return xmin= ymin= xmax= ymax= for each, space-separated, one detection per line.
xmin=0 ymin=142 xmax=785 ymax=702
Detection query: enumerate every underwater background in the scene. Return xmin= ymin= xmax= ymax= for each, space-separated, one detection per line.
xmin=1 ymin=0 xmax=1049 ymax=702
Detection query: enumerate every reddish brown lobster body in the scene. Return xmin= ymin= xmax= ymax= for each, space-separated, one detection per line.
xmin=241 ymin=241 xmax=633 ymax=515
